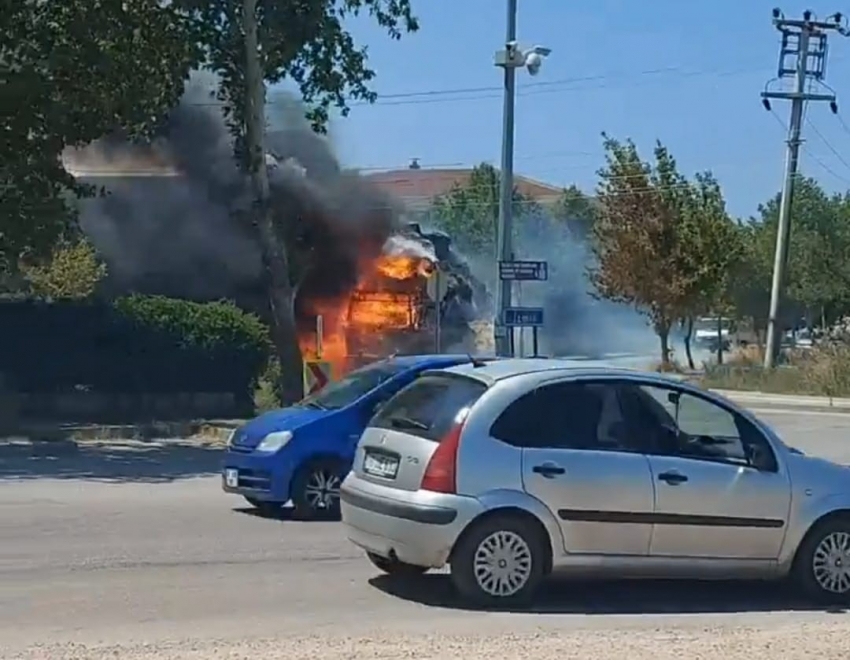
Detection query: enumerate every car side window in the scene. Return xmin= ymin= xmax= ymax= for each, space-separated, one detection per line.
xmin=490 ymin=381 xmax=641 ymax=452
xmin=629 ymin=384 xmax=777 ymax=471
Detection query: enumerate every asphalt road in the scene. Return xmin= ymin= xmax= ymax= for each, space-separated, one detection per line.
xmin=3 ymin=409 xmax=850 ymax=659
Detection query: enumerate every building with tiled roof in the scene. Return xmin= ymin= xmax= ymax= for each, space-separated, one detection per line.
xmin=361 ymin=159 xmax=563 ymax=210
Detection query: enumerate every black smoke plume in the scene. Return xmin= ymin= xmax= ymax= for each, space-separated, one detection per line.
xmin=72 ymin=74 xmax=402 ymax=324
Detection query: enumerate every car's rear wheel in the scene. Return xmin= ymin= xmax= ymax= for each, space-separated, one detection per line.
xmin=366 ymin=552 xmax=429 ymax=577
xmin=291 ymin=458 xmax=344 ymax=521
xmin=450 ymin=514 xmax=545 ymax=608
xmin=794 ymin=515 xmax=850 ymax=603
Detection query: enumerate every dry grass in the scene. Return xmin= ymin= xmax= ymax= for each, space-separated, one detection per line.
xmin=650 ymin=358 xmax=686 ymax=374
xmin=700 ymin=342 xmax=850 ymax=396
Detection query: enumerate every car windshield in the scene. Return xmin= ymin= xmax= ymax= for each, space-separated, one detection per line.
xmin=296 ymin=360 xmax=408 ymax=410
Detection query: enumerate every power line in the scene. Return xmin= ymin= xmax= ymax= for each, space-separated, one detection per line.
xmin=804 ymin=116 xmax=850 ymax=180
xmin=770 ymin=108 xmax=850 ymax=184
xmin=182 ymin=60 xmax=779 ymax=108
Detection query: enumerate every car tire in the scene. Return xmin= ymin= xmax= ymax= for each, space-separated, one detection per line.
xmin=366 ymin=552 xmax=429 ymax=577
xmin=794 ymin=514 xmax=850 ymax=604
xmin=291 ymin=458 xmax=344 ymax=521
xmin=450 ymin=514 xmax=546 ymax=608
xmin=244 ymin=497 xmax=283 ymax=515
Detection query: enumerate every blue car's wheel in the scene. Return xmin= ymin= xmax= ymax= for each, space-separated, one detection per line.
xmin=291 ymin=458 xmax=343 ymax=521
xmin=244 ymin=497 xmax=283 ymax=516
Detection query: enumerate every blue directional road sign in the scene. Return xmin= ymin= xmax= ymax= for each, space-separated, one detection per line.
xmin=499 ymin=260 xmax=548 ymax=281
xmin=503 ymin=306 xmax=544 ymax=327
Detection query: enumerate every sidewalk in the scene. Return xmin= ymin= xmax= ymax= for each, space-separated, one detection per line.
xmin=1 ymin=419 xmax=243 ymax=447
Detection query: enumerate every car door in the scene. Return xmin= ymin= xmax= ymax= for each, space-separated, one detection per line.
xmin=621 ymin=382 xmax=792 ymax=560
xmin=490 ymin=379 xmax=656 ymax=556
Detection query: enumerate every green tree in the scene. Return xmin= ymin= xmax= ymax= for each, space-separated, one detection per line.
xmin=21 ymin=238 xmax=107 ymax=300
xmin=676 ymin=172 xmax=744 ymax=367
xmin=1 ymin=0 xmax=199 ymax=277
xmin=179 ymin=0 xmax=419 ymax=403
xmin=751 ymin=178 xmax=850 ymax=330
xmin=551 ymin=184 xmax=597 ymax=241
xmin=431 ymin=162 xmax=539 ymax=254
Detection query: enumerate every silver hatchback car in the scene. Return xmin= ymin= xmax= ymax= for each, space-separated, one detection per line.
xmin=340 ymin=358 xmax=850 ymax=607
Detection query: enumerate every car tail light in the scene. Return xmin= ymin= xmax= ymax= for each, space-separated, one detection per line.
xmin=420 ymin=408 xmax=470 ymax=494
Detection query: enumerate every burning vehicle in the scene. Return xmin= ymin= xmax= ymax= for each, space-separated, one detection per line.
xmin=296 ymin=223 xmax=490 ymax=376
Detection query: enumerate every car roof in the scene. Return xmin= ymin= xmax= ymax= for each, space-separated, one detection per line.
xmin=385 ymin=354 xmax=477 ymax=370
xmin=432 ymin=357 xmax=688 ymax=388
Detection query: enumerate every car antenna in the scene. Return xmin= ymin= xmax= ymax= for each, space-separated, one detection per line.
xmin=467 ymin=353 xmax=488 ymax=368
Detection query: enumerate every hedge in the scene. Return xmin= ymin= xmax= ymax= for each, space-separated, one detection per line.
xmin=0 ymin=295 xmax=271 ymax=399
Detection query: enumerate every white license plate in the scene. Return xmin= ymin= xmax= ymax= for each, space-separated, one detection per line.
xmin=363 ymin=453 xmax=399 ymax=479
xmin=225 ymin=469 xmax=239 ymax=488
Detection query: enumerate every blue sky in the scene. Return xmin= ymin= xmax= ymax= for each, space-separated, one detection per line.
xmin=307 ymin=0 xmax=850 ymax=218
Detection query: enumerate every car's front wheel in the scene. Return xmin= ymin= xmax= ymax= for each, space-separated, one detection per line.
xmin=366 ymin=552 xmax=429 ymax=577
xmin=291 ymin=458 xmax=344 ymax=521
xmin=450 ymin=514 xmax=546 ymax=608
xmin=243 ymin=497 xmax=283 ymax=516
xmin=795 ymin=515 xmax=850 ymax=603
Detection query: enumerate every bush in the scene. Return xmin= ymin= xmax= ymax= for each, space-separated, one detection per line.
xmin=115 ymin=295 xmax=269 ymax=354
xmin=700 ymin=343 xmax=850 ymax=397
xmin=0 ymin=295 xmax=271 ymax=401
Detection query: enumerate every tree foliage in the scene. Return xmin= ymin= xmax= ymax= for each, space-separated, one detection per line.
xmin=431 ymin=163 xmax=540 ymax=254
xmin=1 ymin=0 xmax=200 ymax=272
xmin=175 ymin=0 xmax=418 ymax=164
xmin=551 ymin=184 xmax=597 ymax=241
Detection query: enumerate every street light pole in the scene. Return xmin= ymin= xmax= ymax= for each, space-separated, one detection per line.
xmin=494 ymin=0 xmax=518 ymax=358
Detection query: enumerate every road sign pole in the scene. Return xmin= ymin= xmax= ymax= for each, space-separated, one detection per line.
xmin=316 ymin=315 xmax=323 ymax=360
xmin=532 ymin=326 xmax=539 ymax=357
xmin=434 ymin=270 xmax=442 ymax=353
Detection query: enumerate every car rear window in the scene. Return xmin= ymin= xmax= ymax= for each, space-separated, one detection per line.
xmin=370 ymin=373 xmax=487 ymax=442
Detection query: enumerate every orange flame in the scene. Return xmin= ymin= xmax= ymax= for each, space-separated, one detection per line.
xmin=298 ymin=254 xmax=436 ymax=378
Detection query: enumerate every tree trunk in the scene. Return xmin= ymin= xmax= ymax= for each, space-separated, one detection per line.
xmin=658 ymin=325 xmax=671 ymax=367
xmin=683 ymin=317 xmax=695 ymax=370
xmin=243 ymin=0 xmax=303 ymax=405
xmin=256 ymin=213 xmax=304 ymax=404
xmin=716 ymin=315 xmax=723 ymax=365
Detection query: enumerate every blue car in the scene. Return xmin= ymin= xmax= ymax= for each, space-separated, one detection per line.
xmin=222 ymin=354 xmax=476 ymax=520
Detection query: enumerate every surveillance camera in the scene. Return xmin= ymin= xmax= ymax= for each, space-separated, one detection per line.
xmin=525 ymin=52 xmax=543 ymax=76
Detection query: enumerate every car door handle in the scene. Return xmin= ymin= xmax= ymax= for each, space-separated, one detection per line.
xmin=532 ymin=463 xmax=566 ymax=478
xmin=658 ymin=470 xmax=688 ymax=485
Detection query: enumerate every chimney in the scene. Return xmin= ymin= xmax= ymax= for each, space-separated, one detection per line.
xmin=409 ymin=158 xmax=421 ymax=170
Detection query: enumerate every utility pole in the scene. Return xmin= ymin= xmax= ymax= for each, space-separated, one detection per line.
xmin=493 ymin=0 xmax=518 ymax=358
xmin=762 ymin=8 xmax=847 ymax=368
